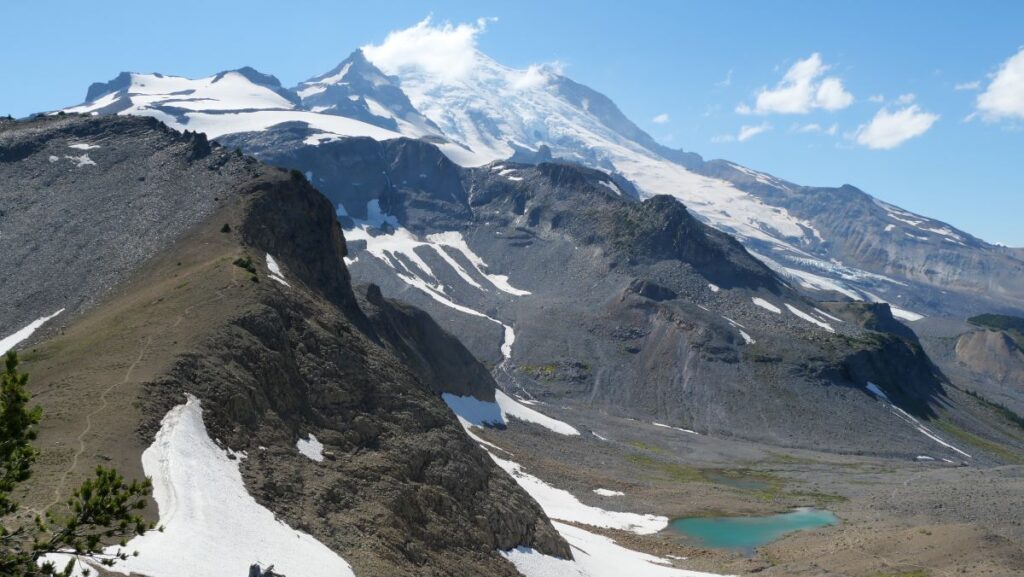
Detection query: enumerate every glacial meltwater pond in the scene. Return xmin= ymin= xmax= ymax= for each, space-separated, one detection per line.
xmin=670 ymin=508 xmax=838 ymax=552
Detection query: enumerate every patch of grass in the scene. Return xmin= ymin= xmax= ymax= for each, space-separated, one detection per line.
xmin=623 ymin=446 xmax=847 ymax=505
xmin=521 ymin=363 xmax=558 ymax=380
xmin=963 ymin=389 xmax=1024 ymax=433
xmin=765 ymin=451 xmax=825 ymax=465
xmin=625 ymin=453 xmax=704 ymax=483
xmin=233 ymin=256 xmax=257 ymax=274
xmin=934 ymin=420 xmax=1024 ymax=464
xmin=782 ymin=489 xmax=848 ymax=504
xmin=626 ymin=439 xmax=664 ymax=453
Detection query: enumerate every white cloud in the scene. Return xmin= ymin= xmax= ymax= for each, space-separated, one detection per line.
xmin=362 ymin=16 xmax=495 ymax=83
xmin=954 ymin=80 xmax=981 ymax=91
xmin=362 ymin=17 xmax=561 ymax=92
xmin=651 ymin=113 xmax=670 ymax=124
xmin=977 ymin=46 xmax=1024 ymax=121
xmin=509 ymin=64 xmax=552 ymax=90
xmin=713 ymin=123 xmax=773 ymax=143
xmin=795 ymin=122 xmax=838 ymax=135
xmin=895 ymin=93 xmax=916 ymax=105
xmin=868 ymin=94 xmax=885 ymax=103
xmin=737 ymin=123 xmax=772 ymax=141
xmin=854 ymin=105 xmax=939 ymax=149
xmin=717 ymin=68 xmax=733 ymax=88
xmin=738 ymin=53 xmax=853 ymax=115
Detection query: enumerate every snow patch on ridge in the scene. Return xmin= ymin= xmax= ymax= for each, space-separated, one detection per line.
xmin=784 ymin=303 xmax=835 ymax=332
xmin=296 ymin=434 xmax=324 ymax=462
xmin=442 ymin=390 xmax=580 ymax=436
xmin=496 ymin=390 xmax=580 ymax=435
xmin=48 ymin=395 xmax=354 ymax=577
xmin=0 ymin=309 xmax=65 ymax=356
xmin=652 ymin=422 xmax=700 ymax=435
xmin=265 ymin=254 xmax=290 ymax=287
xmin=751 ymin=297 xmax=781 ymax=314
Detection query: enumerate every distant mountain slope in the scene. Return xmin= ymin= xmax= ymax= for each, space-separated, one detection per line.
xmin=62 ymin=47 xmax=1023 ymax=319
xmin=214 ymin=131 xmax=1010 ymax=459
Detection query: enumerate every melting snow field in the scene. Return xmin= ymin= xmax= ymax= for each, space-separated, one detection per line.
xmin=652 ymin=422 xmax=700 ymax=435
xmin=890 ymin=306 xmax=925 ymax=322
xmin=442 ymin=390 xmax=580 ymax=436
xmin=784 ymin=304 xmax=835 ymax=332
xmin=751 ymin=297 xmax=781 ymax=314
xmin=495 ymin=390 xmax=580 ymax=435
xmin=593 ymin=488 xmax=625 ymax=497
xmin=441 ymin=393 xmax=506 ymax=428
xmin=265 ymin=253 xmax=290 ymax=287
xmin=344 ymin=201 xmax=528 ymax=361
xmin=296 ymin=434 xmax=324 ymax=462
xmin=866 ymin=382 xmax=970 ymax=459
xmin=64 ymin=154 xmax=96 ymax=167
xmin=0 ymin=309 xmax=65 ymax=355
xmin=49 ymin=396 xmax=355 ymax=577
xmin=503 ymin=521 xmax=729 ymax=577
xmin=490 ymin=453 xmax=666 ymax=534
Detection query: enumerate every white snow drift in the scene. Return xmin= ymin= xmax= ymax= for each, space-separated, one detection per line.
xmin=54 ymin=396 xmax=355 ymax=577
xmin=443 ymin=390 xmax=580 ymax=436
xmin=296 ymin=433 xmax=325 ymax=462
xmin=0 ymin=309 xmax=65 ymax=356
xmin=502 ymin=521 xmax=728 ymax=577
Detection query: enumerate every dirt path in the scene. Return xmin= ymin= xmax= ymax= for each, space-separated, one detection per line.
xmin=41 ymin=286 xmax=227 ymax=514
xmin=44 ymin=334 xmax=153 ymax=512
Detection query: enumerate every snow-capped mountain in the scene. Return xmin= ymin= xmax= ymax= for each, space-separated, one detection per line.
xmin=62 ymin=47 xmax=1024 ymax=318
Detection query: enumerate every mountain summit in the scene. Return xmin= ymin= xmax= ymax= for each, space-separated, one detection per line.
xmin=65 ymin=44 xmax=1024 ymax=318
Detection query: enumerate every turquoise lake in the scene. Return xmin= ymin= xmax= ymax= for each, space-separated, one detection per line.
xmin=670 ymin=508 xmax=839 ymax=552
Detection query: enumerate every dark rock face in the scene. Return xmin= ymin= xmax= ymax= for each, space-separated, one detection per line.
xmin=227 ymin=131 xmax=954 ymax=455
xmin=819 ymin=301 xmax=918 ymax=340
xmin=356 ymin=283 xmax=499 ymax=400
xmin=2 ymin=115 xmax=570 ymax=575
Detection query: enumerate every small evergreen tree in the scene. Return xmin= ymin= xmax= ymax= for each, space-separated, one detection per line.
xmin=0 ymin=352 xmax=154 ymax=576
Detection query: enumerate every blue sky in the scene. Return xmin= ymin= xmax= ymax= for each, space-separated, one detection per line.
xmin=3 ymin=0 xmax=1022 ymax=244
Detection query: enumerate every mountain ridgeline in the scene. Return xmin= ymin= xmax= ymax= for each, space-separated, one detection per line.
xmin=0 ymin=114 xmax=568 ymax=576
xmin=64 ymin=48 xmax=1024 ymax=320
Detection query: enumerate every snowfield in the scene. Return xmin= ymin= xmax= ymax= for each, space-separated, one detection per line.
xmin=490 ymin=452 xmax=667 ymax=534
xmin=343 ymin=200 xmax=527 ymax=360
xmin=451 ymin=414 xmax=726 ymax=576
xmin=296 ymin=433 xmax=325 ymax=462
xmin=503 ymin=521 xmax=729 ymax=577
xmin=0 ymin=309 xmax=65 ymax=355
xmin=50 ymin=396 xmax=355 ymax=577
xmin=443 ymin=390 xmax=580 ymax=436
xmin=265 ymin=253 xmax=290 ymax=287
xmin=751 ymin=297 xmax=782 ymax=314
